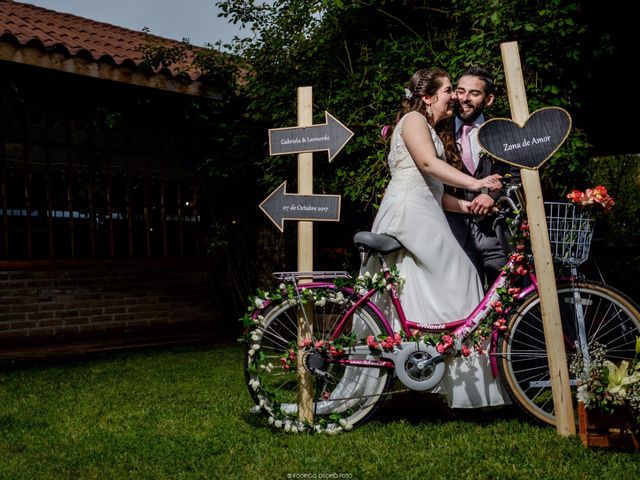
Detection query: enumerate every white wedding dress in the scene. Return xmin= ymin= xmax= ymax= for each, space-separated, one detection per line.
xmin=368 ymin=111 xmax=509 ymax=408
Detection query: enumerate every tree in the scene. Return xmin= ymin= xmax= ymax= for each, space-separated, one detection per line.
xmin=217 ymin=0 xmax=592 ymax=213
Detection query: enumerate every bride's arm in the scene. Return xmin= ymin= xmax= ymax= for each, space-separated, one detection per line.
xmin=401 ymin=114 xmax=501 ymax=192
xmin=442 ymin=193 xmax=472 ymax=213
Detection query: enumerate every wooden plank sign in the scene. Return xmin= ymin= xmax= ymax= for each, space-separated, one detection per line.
xmin=478 ymin=107 xmax=572 ymax=170
xmin=259 ymin=181 xmax=341 ymax=232
xmin=268 ymin=111 xmax=354 ymax=162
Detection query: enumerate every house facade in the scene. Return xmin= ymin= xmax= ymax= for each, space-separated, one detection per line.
xmin=0 ymin=0 xmax=241 ymax=356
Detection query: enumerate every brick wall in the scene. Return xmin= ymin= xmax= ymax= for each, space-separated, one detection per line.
xmin=0 ymin=262 xmax=228 ymax=348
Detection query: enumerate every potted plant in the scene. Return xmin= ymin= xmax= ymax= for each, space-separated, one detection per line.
xmin=570 ymin=338 xmax=640 ymax=449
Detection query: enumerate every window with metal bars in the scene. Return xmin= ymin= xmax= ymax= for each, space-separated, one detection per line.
xmin=0 ymin=140 xmax=209 ymax=260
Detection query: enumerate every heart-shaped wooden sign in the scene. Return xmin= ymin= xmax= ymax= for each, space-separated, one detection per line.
xmin=477 ymin=107 xmax=572 ymax=170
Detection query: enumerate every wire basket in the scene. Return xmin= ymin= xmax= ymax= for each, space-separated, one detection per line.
xmin=545 ymin=202 xmax=595 ymax=267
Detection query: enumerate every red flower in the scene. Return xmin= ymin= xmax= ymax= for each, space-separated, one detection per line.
xmin=566 ymin=185 xmax=615 ymax=212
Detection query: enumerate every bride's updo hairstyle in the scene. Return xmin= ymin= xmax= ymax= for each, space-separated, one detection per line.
xmin=398 ymin=68 xmax=460 ymax=168
xmin=399 ymin=68 xmax=448 ymax=126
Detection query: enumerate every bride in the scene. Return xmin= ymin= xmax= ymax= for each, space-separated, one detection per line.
xmin=368 ymin=68 xmax=509 ymax=408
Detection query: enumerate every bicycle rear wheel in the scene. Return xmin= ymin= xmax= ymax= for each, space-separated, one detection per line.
xmin=245 ymin=285 xmax=393 ymax=431
xmin=498 ymin=281 xmax=640 ymax=425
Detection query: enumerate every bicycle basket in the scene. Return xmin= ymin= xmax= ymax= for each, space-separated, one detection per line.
xmin=544 ymin=202 xmax=594 ymax=266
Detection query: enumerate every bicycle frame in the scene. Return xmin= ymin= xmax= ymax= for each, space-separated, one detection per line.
xmin=278 ymin=253 xmax=547 ymax=375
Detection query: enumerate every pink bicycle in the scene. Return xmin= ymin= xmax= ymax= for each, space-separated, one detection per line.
xmin=243 ymin=182 xmax=640 ymax=431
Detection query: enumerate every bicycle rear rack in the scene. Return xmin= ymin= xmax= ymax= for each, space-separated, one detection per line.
xmin=272 ymin=271 xmax=351 ymax=283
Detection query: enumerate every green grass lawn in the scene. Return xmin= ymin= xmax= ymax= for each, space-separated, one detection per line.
xmin=1 ymin=343 xmax=638 ymax=479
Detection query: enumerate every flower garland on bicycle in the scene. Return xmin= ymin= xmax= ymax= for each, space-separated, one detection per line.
xmin=240 ymin=217 xmax=533 ymax=434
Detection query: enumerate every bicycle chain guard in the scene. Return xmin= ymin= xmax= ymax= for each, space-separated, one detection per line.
xmin=389 ymin=342 xmax=445 ymax=391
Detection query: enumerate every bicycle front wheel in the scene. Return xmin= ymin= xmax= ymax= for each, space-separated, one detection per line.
xmin=499 ymin=281 xmax=640 ymax=425
xmin=245 ymin=285 xmax=393 ymax=431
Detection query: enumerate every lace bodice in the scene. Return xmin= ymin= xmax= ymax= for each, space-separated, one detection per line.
xmin=385 ymin=111 xmax=445 ymax=199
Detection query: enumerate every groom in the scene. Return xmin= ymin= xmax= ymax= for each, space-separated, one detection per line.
xmin=446 ymin=66 xmax=519 ymax=288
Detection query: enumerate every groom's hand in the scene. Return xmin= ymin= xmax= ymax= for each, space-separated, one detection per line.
xmin=469 ymin=194 xmax=495 ymax=216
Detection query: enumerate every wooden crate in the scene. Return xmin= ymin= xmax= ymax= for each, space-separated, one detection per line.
xmin=578 ymin=401 xmax=640 ymax=450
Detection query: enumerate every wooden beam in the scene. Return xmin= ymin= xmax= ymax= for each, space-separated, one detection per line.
xmin=0 ymin=41 xmax=220 ymax=99
xmin=296 ymin=86 xmax=315 ymax=424
xmin=501 ymin=41 xmax=576 ymax=437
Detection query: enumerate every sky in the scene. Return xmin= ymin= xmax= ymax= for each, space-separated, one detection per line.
xmin=17 ymin=0 xmax=250 ymax=47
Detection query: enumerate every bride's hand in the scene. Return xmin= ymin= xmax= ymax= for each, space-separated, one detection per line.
xmin=473 ymin=174 xmax=502 ymax=192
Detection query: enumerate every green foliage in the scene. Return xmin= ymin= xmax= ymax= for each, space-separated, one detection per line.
xmin=216 ymin=0 xmax=594 ymax=216
xmin=586 ymin=155 xmax=640 ymax=237
xmin=138 ymin=27 xmax=240 ymax=91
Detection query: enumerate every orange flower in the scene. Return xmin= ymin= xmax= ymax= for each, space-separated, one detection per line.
xmin=566 ymin=185 xmax=615 ymax=212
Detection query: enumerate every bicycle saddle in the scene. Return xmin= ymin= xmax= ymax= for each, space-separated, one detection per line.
xmin=353 ymin=231 xmax=403 ymax=254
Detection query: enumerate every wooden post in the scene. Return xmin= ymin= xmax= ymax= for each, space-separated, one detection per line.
xmin=296 ymin=86 xmax=314 ymax=423
xmin=501 ymin=42 xmax=576 ymax=436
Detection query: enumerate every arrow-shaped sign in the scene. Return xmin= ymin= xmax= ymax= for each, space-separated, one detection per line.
xmin=259 ymin=181 xmax=341 ymax=232
xmin=268 ymin=111 xmax=354 ymax=162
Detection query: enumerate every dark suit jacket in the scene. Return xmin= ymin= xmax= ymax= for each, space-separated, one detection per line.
xmin=446 ymin=151 xmax=520 ymax=247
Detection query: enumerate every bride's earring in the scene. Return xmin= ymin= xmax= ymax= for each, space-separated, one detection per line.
xmin=425 ymin=103 xmax=433 ymax=122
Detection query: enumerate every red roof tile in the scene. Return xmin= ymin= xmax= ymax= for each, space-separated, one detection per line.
xmin=0 ymin=0 xmax=205 ymax=81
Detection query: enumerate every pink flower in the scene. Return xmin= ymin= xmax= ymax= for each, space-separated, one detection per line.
xmin=380 ymin=125 xmax=391 ymax=140
xmin=436 ymin=343 xmax=445 ymax=354
xmin=515 ymin=265 xmax=528 ymax=276
xmin=381 ymin=337 xmax=395 ymax=350
xmin=461 ymin=345 xmax=471 ymax=357
xmin=491 ymin=301 xmax=503 ymax=314
xmin=329 ymin=346 xmax=344 ymax=358
xmin=493 ymin=318 xmax=508 ymax=331
xmin=509 ymin=252 xmax=524 ymax=263
xmin=367 ymin=335 xmax=380 ymax=349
